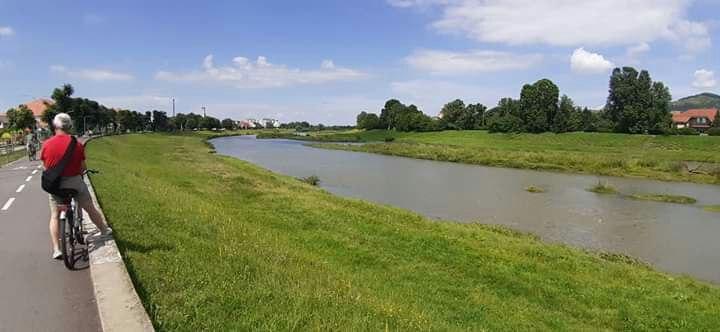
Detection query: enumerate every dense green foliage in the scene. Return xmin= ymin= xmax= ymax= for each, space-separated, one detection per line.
xmin=439 ymin=99 xmax=486 ymax=130
xmin=302 ymin=130 xmax=720 ymax=184
xmin=605 ymin=67 xmax=672 ymax=134
xmin=5 ymin=104 xmax=36 ymax=130
xmin=354 ymin=67 xmax=677 ymax=135
xmin=672 ymin=92 xmax=720 ymax=112
xmin=88 ymin=134 xmax=720 ymax=330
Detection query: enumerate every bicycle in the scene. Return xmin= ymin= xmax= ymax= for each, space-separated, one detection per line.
xmin=58 ymin=169 xmax=98 ymax=270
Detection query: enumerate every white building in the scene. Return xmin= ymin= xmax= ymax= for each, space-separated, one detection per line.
xmin=262 ymin=118 xmax=280 ymax=128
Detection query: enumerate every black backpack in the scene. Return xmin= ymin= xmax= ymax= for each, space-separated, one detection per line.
xmin=41 ymin=136 xmax=78 ymax=196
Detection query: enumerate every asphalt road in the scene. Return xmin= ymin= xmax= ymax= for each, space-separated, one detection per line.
xmin=0 ymin=157 xmax=100 ymax=331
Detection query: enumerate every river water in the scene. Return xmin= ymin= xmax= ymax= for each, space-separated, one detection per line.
xmin=212 ymin=136 xmax=720 ymax=283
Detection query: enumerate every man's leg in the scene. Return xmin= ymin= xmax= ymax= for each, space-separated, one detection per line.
xmin=48 ymin=197 xmax=61 ymax=258
xmin=79 ymin=199 xmax=110 ymax=233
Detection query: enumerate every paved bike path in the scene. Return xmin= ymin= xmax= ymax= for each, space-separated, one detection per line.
xmin=0 ymin=157 xmax=100 ymax=331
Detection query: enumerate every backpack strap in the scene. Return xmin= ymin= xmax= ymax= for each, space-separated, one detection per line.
xmin=54 ymin=136 xmax=77 ymax=174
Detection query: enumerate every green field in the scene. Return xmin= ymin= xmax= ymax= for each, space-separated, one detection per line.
xmin=86 ymin=134 xmax=720 ymax=330
xmin=282 ymin=130 xmax=720 ymax=185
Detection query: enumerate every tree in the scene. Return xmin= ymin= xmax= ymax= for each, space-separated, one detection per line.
xmin=552 ymin=95 xmax=574 ymax=133
xmin=221 ymin=118 xmax=236 ymax=130
xmin=379 ymin=99 xmax=404 ymax=130
xmin=356 ymin=111 xmax=381 ymax=129
xmin=580 ymin=108 xmax=596 ymax=132
xmin=520 ymin=79 xmax=559 ymax=133
xmin=487 ymin=98 xmax=524 ymax=133
xmin=440 ymin=99 xmax=466 ymax=129
xmin=463 ymin=103 xmax=486 ymax=129
xmin=6 ymin=105 xmax=36 ymax=130
xmin=714 ymin=111 xmax=720 ymax=128
xmin=605 ymin=67 xmax=671 ymax=134
xmin=152 ymin=110 xmax=170 ymax=131
xmin=201 ymin=116 xmax=221 ymax=129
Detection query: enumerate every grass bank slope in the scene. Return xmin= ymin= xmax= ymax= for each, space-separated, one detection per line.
xmin=305 ymin=130 xmax=720 ymax=184
xmin=87 ymin=134 xmax=720 ymax=331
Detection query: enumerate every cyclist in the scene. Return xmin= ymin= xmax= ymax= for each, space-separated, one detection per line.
xmin=40 ymin=113 xmax=112 ymax=260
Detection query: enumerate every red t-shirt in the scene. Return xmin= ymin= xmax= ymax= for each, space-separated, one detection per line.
xmin=41 ymin=134 xmax=85 ymax=177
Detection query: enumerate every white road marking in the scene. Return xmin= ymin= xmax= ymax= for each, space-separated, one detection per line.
xmin=1 ymin=198 xmax=15 ymax=211
xmin=25 ymin=176 xmax=32 ymax=182
xmin=31 ymin=169 xmax=38 ymax=175
xmin=37 ymin=165 xmax=42 ymax=169
xmin=16 ymin=184 xmax=25 ymax=193
xmin=12 ymin=166 xmax=28 ymax=170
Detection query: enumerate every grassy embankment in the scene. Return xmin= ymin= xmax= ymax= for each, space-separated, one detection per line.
xmin=1 ymin=148 xmax=26 ymax=167
xmin=86 ymin=133 xmax=720 ymax=330
xmin=262 ymin=130 xmax=720 ymax=185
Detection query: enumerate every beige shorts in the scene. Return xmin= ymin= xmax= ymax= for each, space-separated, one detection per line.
xmin=48 ymin=176 xmax=93 ymax=215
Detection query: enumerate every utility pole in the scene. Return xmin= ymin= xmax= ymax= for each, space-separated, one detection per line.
xmin=202 ymin=106 xmax=206 ymax=118
xmin=172 ymin=98 xmax=175 ymax=117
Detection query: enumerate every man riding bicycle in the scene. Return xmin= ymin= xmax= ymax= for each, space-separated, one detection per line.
xmin=40 ymin=113 xmax=112 ymax=260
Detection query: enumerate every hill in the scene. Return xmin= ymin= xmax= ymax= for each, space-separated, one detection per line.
xmin=672 ymin=92 xmax=720 ymax=112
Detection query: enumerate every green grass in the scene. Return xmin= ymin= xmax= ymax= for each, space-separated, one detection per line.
xmin=704 ymin=205 xmax=720 ymax=213
xmin=587 ymin=181 xmax=619 ymax=194
xmin=629 ymin=193 xmax=698 ymax=205
xmin=86 ymin=133 xmax=720 ymax=331
xmin=0 ymin=148 xmax=26 ymax=167
xmin=525 ymin=185 xmax=545 ymax=193
xmin=293 ymin=130 xmax=720 ymax=185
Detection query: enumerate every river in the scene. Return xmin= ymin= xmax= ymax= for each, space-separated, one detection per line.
xmin=212 ymin=135 xmax=720 ymax=284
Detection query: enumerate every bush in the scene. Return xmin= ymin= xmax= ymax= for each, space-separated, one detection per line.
xmin=707 ymin=127 xmax=720 ymax=136
xmin=668 ymin=127 xmax=698 ymax=135
xmin=384 ymin=137 xmax=395 ymax=142
xmin=298 ymin=175 xmax=320 ymax=186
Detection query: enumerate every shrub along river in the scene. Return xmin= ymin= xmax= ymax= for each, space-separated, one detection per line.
xmin=212 ymin=136 xmax=720 ymax=284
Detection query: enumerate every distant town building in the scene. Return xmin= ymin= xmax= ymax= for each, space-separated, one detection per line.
xmin=262 ymin=118 xmax=280 ymax=128
xmin=671 ymin=108 xmax=718 ymax=132
xmin=238 ymin=119 xmax=257 ymax=129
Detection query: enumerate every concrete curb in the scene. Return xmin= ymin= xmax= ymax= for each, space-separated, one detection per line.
xmin=82 ymin=137 xmax=154 ymax=332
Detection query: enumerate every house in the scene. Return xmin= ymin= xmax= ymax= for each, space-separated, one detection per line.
xmin=262 ymin=118 xmax=280 ymax=128
xmin=238 ymin=119 xmax=256 ymax=129
xmin=24 ymin=99 xmax=54 ymax=128
xmin=0 ymin=98 xmax=54 ymax=129
xmin=671 ymin=108 xmax=718 ymax=132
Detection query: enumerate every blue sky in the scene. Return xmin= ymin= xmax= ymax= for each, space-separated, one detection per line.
xmin=0 ymin=0 xmax=718 ymax=124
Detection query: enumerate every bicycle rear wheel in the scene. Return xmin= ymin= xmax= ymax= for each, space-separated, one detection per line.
xmin=60 ymin=214 xmax=76 ymax=269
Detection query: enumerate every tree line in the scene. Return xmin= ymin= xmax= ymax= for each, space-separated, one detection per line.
xmin=357 ymin=66 xmax=679 ymax=135
xmin=3 ymin=84 xmax=250 ymax=134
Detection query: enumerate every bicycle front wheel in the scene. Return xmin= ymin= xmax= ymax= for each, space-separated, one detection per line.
xmin=59 ymin=215 xmax=75 ymax=269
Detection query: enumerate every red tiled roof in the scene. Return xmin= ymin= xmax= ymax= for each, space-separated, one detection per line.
xmin=23 ymin=99 xmax=54 ymax=117
xmin=671 ymin=108 xmax=718 ymax=124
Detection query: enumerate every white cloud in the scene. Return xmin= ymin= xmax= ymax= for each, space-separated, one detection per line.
xmin=391 ymin=0 xmax=710 ymax=50
xmin=626 ymin=42 xmax=651 ymax=62
xmin=664 ymin=20 xmax=712 ymax=53
xmin=0 ymin=26 xmax=14 ymax=37
xmin=155 ymin=55 xmax=367 ymax=88
xmin=570 ymin=48 xmax=614 ymax=74
xmin=692 ymin=69 xmax=717 ymax=89
xmin=406 ymin=49 xmax=541 ymax=74
xmin=50 ymin=65 xmax=134 ymax=81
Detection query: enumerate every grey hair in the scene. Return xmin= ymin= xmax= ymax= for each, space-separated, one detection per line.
xmin=52 ymin=113 xmax=73 ymax=131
